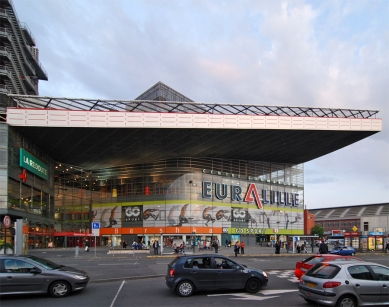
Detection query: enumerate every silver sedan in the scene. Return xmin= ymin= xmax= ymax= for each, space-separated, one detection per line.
xmin=298 ymin=261 xmax=389 ymax=307
xmin=0 ymin=254 xmax=90 ymax=298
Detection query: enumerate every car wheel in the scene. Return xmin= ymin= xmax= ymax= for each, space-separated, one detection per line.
xmin=351 ymin=252 xmax=355 ymax=256
xmin=336 ymin=295 xmax=357 ymax=307
xmin=304 ymin=298 xmax=316 ymax=305
xmin=245 ymin=278 xmax=261 ymax=293
xmin=49 ymin=281 xmax=71 ymax=298
xmin=176 ymin=280 xmax=194 ymax=297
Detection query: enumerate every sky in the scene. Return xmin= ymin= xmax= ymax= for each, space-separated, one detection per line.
xmin=13 ymin=0 xmax=388 ymax=209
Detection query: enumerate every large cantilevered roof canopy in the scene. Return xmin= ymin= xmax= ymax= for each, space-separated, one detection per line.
xmin=3 ymin=82 xmax=382 ymax=170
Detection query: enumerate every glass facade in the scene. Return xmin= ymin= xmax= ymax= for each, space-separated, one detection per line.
xmin=2 ymin=126 xmax=305 ymax=249
xmin=52 ymin=157 xmax=305 ymax=247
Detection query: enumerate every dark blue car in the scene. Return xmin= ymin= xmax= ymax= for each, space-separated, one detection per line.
xmin=165 ymin=254 xmax=268 ymax=297
xmin=329 ymin=246 xmax=357 ymax=256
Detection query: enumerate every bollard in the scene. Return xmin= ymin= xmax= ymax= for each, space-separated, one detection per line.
xmin=75 ymin=246 xmax=79 ymax=257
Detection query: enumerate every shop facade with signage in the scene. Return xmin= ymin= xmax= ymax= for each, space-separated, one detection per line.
xmin=86 ymin=159 xmax=305 ymax=247
xmin=309 ymin=203 xmax=388 ymax=252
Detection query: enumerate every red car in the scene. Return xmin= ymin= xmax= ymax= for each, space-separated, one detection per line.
xmin=294 ymin=254 xmax=362 ymax=279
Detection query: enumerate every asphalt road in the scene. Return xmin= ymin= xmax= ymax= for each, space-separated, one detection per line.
xmin=0 ymin=247 xmax=387 ymax=307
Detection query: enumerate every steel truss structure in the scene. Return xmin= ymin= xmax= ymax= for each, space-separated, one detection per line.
xmin=5 ymin=94 xmax=380 ymax=119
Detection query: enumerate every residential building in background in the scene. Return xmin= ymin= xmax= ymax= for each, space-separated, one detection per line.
xmin=0 ymin=0 xmax=47 ymax=98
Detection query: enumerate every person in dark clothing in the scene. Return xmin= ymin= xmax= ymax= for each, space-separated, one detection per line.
xmin=213 ymin=239 xmax=219 ymax=253
xmin=122 ymin=240 xmax=127 ymax=249
xmin=318 ymin=240 xmax=329 ymax=254
xmin=275 ymin=241 xmax=281 ymax=254
xmin=85 ymin=240 xmax=90 ymax=252
xmin=234 ymin=242 xmax=239 ymax=257
xmin=153 ymin=240 xmax=160 ymax=255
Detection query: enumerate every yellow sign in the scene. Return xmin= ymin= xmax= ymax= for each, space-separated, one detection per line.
xmin=352 ymin=226 xmax=358 ymax=232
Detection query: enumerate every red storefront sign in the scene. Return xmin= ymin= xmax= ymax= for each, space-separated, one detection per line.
xmin=343 ymin=232 xmax=360 ymax=236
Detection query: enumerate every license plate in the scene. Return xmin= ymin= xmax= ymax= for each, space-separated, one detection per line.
xmin=306 ymin=282 xmax=317 ymax=288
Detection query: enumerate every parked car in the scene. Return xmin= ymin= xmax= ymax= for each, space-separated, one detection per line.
xmin=0 ymin=254 xmax=90 ymax=298
xmin=329 ymin=246 xmax=357 ymax=256
xmin=294 ymin=254 xmax=362 ymax=279
xmin=298 ymin=261 xmax=389 ymax=306
xmin=165 ymin=254 xmax=268 ymax=297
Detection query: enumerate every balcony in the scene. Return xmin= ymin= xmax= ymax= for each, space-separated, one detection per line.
xmin=21 ymin=22 xmax=36 ymax=46
xmin=0 ymin=64 xmax=10 ymax=77
xmin=24 ymin=45 xmax=48 ymax=80
xmin=21 ymin=74 xmax=38 ymax=95
xmin=0 ymin=84 xmax=9 ymax=93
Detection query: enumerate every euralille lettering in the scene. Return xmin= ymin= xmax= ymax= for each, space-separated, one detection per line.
xmin=202 ymin=181 xmax=299 ymax=208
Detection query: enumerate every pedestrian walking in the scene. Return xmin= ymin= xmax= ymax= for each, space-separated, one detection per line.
xmin=213 ymin=239 xmax=219 ymax=253
xmin=85 ymin=239 xmax=90 ymax=252
xmin=318 ymin=239 xmax=328 ymax=254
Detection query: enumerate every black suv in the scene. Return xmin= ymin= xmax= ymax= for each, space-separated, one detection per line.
xmin=165 ymin=254 xmax=268 ymax=297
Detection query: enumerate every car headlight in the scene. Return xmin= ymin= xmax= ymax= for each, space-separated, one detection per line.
xmin=73 ymin=274 xmax=88 ymax=280
xmin=262 ymin=271 xmax=268 ymax=278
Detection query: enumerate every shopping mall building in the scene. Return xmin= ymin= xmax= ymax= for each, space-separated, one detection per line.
xmin=0 ymin=0 xmax=383 ymax=252
xmin=0 ymin=81 xmax=383 ymax=251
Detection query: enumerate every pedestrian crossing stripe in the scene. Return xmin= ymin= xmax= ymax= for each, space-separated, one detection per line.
xmin=266 ymin=270 xmax=299 ymax=282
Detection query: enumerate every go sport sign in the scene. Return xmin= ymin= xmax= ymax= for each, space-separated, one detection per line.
xmin=19 ymin=148 xmax=49 ymax=181
xmin=202 ymin=181 xmax=300 ymax=209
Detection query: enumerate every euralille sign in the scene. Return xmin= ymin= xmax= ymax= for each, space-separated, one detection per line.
xmin=19 ymin=148 xmax=49 ymax=181
xmin=202 ymin=181 xmax=300 ymax=209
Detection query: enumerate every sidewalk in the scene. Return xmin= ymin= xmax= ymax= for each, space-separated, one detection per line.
xmin=156 ymin=244 xmax=314 ymax=257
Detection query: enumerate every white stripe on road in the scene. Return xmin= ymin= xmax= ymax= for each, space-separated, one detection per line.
xmin=99 ymin=262 xmax=139 ymax=265
xmin=110 ymin=280 xmax=125 ymax=307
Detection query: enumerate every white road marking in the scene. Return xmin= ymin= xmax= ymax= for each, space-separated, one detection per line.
xmin=110 ymin=280 xmax=125 ymax=307
xmin=98 ymin=262 xmax=139 ymax=265
xmin=208 ymin=289 xmax=298 ymax=301
xmin=260 ymin=289 xmax=299 ymax=295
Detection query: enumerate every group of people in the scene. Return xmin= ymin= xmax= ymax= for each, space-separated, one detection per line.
xmin=296 ymin=242 xmax=308 ymax=253
xmin=173 ymin=243 xmax=186 ymax=255
xmin=234 ymin=241 xmax=245 ymax=257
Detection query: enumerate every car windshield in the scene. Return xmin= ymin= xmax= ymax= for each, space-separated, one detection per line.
xmin=27 ymin=255 xmax=64 ymax=270
xmin=306 ymin=264 xmax=340 ymax=279
xmin=305 ymin=257 xmax=326 ymax=264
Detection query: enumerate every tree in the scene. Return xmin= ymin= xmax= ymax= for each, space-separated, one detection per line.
xmin=310 ymin=224 xmax=324 ymax=238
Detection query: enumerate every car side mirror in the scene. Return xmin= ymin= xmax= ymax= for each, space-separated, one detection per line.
xmin=242 ymin=264 xmax=248 ymax=268
xmin=30 ymin=267 xmax=42 ymax=274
